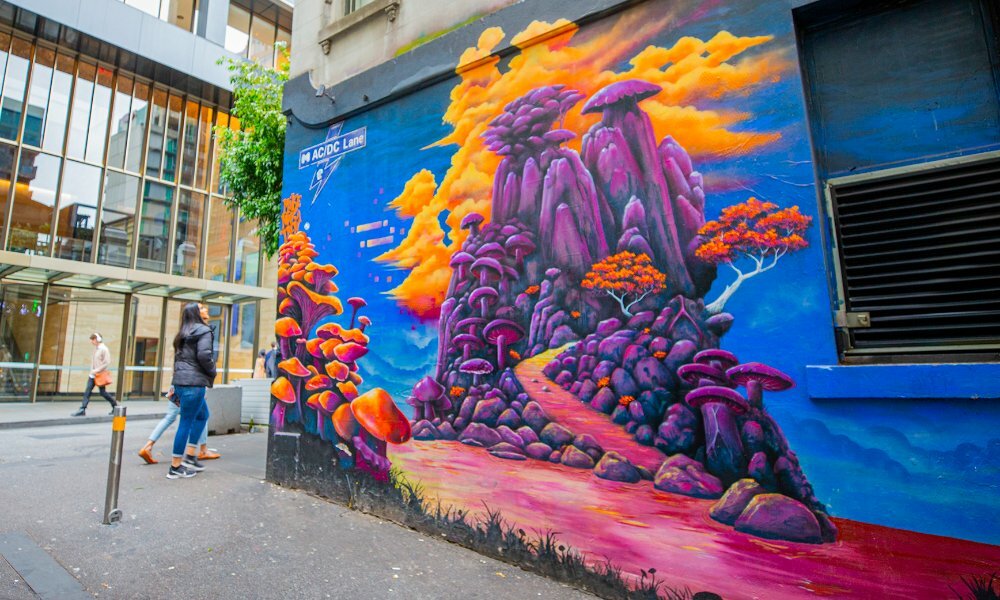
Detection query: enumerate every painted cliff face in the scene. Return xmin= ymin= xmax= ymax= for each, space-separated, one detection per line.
xmin=275 ymin=1 xmax=1000 ymax=597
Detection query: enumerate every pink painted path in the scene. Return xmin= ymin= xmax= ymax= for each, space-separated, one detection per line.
xmin=515 ymin=347 xmax=667 ymax=472
xmin=390 ymin=441 xmax=1000 ymax=599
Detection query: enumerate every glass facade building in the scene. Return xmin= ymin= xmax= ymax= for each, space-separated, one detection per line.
xmin=0 ymin=1 xmax=288 ymax=402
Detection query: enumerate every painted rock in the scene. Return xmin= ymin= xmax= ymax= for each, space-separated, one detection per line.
xmin=742 ymin=421 xmax=765 ymax=454
xmin=626 ymin=310 xmax=656 ymax=330
xmin=597 ymin=335 xmax=632 ymax=364
xmin=561 ymin=445 xmax=596 ymax=469
xmin=710 ymin=478 xmax=766 ymax=525
xmin=497 ymin=408 xmax=522 ymax=430
xmin=496 ymin=425 xmax=525 ymax=449
xmin=471 ymin=397 xmax=506 ymax=428
xmin=734 ymin=494 xmax=823 ymax=544
xmin=458 ymin=396 xmax=478 ymax=422
xmin=543 ymin=360 xmax=561 ymax=379
xmin=635 ymin=424 xmax=655 ymax=446
xmin=516 ymin=425 xmax=539 ymax=446
xmin=549 ymin=325 xmax=579 ymax=347
xmin=705 ymin=313 xmax=735 ymax=336
xmin=572 ymin=434 xmax=602 ymax=455
xmin=648 ymin=336 xmax=670 ymax=355
xmin=593 ymin=360 xmax=617 ymax=382
xmin=653 ymin=454 xmax=724 ymax=499
xmin=525 ymin=442 xmax=553 ymax=460
xmin=611 ymin=405 xmax=630 ymax=425
xmin=636 ymin=465 xmax=654 ymax=481
xmin=594 ymin=451 xmax=641 ymax=483
xmin=540 ymin=422 xmax=575 ymax=448
xmin=521 ymin=401 xmax=549 ymax=432
xmin=664 ymin=339 xmax=698 ymax=371
xmin=555 ymin=370 xmax=574 ymax=387
xmin=411 ymin=420 xmax=441 ymax=441
xmin=459 ymin=423 xmax=502 ymax=448
xmin=579 ymin=379 xmax=598 ymax=403
xmin=632 ymin=357 xmax=674 ymax=392
xmin=595 ymin=317 xmax=622 ymax=337
xmin=622 ymin=344 xmax=650 ymax=372
xmin=611 ymin=368 xmax=640 ymax=397
xmin=437 ymin=421 xmax=458 ymax=441
xmin=488 ymin=442 xmax=527 ymax=461
xmin=590 ymin=387 xmax=617 ymax=414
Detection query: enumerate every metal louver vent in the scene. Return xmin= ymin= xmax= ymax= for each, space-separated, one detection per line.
xmin=827 ymin=152 xmax=1000 ymax=357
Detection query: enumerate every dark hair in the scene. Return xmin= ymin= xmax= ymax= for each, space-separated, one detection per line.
xmin=173 ymin=303 xmax=206 ymax=352
xmin=259 ymin=350 xmax=266 ymax=357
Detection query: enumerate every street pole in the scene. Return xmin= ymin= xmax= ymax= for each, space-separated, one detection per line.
xmin=102 ymin=405 xmax=127 ymax=525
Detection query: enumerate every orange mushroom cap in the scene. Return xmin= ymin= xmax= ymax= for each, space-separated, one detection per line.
xmin=275 ymin=317 xmax=302 ymax=338
xmin=278 ymin=297 xmax=296 ymax=315
xmin=332 ymin=403 xmax=359 ymax=439
xmin=271 ymin=377 xmax=296 ymax=404
xmin=350 ymin=388 xmax=412 ymax=444
xmin=334 ymin=342 xmax=368 ymax=363
xmin=325 ymin=360 xmax=350 ymax=382
xmin=316 ymin=322 xmax=345 ymax=340
xmin=319 ymin=338 xmax=341 ymax=360
xmin=307 ymin=390 xmax=338 ymax=412
xmin=339 ymin=328 xmax=370 ymax=345
xmin=287 ymin=281 xmax=343 ymax=317
xmin=336 ymin=380 xmax=359 ymax=401
xmin=347 ymin=371 xmax=363 ymax=386
xmin=278 ymin=357 xmax=311 ymax=378
xmin=305 ymin=374 xmax=332 ymax=391
xmin=306 ymin=338 xmax=325 ymax=359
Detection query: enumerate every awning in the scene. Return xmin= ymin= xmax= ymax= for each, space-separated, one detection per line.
xmin=0 ymin=251 xmax=273 ymax=305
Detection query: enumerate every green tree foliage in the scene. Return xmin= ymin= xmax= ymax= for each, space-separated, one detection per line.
xmin=215 ymin=46 xmax=289 ymax=258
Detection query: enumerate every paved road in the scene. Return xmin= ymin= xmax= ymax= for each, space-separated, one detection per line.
xmin=0 ymin=421 xmax=592 ymax=599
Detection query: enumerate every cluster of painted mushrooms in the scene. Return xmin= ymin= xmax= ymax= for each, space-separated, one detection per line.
xmin=272 ymin=231 xmax=410 ymax=481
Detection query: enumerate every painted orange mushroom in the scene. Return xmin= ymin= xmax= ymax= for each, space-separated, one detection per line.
xmin=270 ymin=376 xmax=296 ymax=429
xmin=350 ymin=388 xmax=411 ymax=444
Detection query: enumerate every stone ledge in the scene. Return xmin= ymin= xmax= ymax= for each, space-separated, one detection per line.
xmin=318 ymin=0 xmax=400 ymax=54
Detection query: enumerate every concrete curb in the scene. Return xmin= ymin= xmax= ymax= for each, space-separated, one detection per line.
xmin=0 ymin=412 xmax=167 ymax=431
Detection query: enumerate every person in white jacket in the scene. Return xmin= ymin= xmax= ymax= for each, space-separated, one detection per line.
xmin=71 ymin=333 xmax=117 ymax=416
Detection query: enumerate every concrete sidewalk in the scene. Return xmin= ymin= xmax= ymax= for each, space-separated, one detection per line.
xmin=0 ymin=401 xmax=168 ymax=430
xmin=0 ymin=422 xmax=589 ymax=600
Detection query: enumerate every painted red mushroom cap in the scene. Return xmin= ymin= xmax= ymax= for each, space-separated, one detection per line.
xmin=581 ymin=79 xmax=662 ymax=114
xmin=413 ymin=376 xmax=445 ymax=402
xmin=460 ymin=213 xmax=484 ymax=230
xmin=483 ymin=319 xmax=525 ymax=346
xmin=459 ymin=358 xmax=494 ymax=376
xmin=677 ymin=363 xmax=730 ymax=387
xmin=726 ymin=362 xmax=794 ymax=392
xmin=449 ymin=251 xmax=474 ymax=268
xmin=334 ymin=341 xmax=368 ymax=363
xmin=455 ymin=316 xmax=486 ymax=333
xmin=693 ymin=349 xmax=740 ymax=370
xmin=475 ymin=242 xmax=506 ymax=259
xmin=685 ymin=385 xmax=749 ymax=415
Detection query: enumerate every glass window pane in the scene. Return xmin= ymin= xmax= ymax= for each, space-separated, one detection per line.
xmin=160 ymin=0 xmax=196 ymax=32
xmin=206 ymin=303 xmax=225 ymax=384
xmin=22 ymin=47 xmax=54 ymax=148
xmin=211 ymin=110 xmax=227 ymax=194
xmin=234 ymin=216 xmax=259 ymax=286
xmin=162 ymin=93 xmax=182 ymax=181
xmin=180 ymin=99 xmax=198 ymax=187
xmin=145 ymin=88 xmax=167 ymax=178
xmin=226 ymin=5 xmax=250 ymax=56
xmin=125 ymin=295 xmax=163 ymax=400
xmin=0 ymin=37 xmax=31 ymax=141
xmin=42 ymin=53 xmax=73 ymax=154
xmin=136 ymin=181 xmax=172 ymax=272
xmin=66 ymin=62 xmax=96 ymax=160
xmin=98 ymin=171 xmax=139 ymax=267
xmin=228 ymin=301 xmax=256 ymax=380
xmin=54 ymin=160 xmax=100 ymax=261
xmin=249 ymin=15 xmax=276 ymax=67
xmin=36 ymin=287 xmax=124 ymax=402
xmin=107 ymin=76 xmax=132 ymax=169
xmin=275 ymin=27 xmax=291 ymax=70
xmin=194 ymin=104 xmax=212 ymax=190
xmin=0 ymin=143 xmax=14 ymax=235
xmin=85 ymin=66 xmax=113 ymax=163
xmin=0 ymin=33 xmax=11 ymax=112
xmin=124 ymin=81 xmax=148 ymax=173
xmin=8 ymin=150 xmax=60 ymax=255
xmin=0 ymin=283 xmax=43 ymax=399
xmin=173 ymin=189 xmax=204 ymax=277
xmin=205 ymin=196 xmax=232 ymax=281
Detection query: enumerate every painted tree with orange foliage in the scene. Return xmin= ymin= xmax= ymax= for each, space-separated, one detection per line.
xmin=582 ymin=251 xmax=667 ymax=317
xmin=696 ymin=198 xmax=811 ymax=314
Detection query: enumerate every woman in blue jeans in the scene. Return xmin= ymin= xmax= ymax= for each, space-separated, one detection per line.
xmin=137 ymin=386 xmax=219 ymax=464
xmin=166 ymin=302 xmax=217 ymax=480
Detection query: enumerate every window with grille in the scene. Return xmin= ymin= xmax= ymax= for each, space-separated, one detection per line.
xmin=796 ymin=0 xmax=1000 ymax=361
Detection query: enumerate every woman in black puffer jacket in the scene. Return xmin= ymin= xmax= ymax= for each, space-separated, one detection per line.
xmin=167 ymin=303 xmax=217 ymax=479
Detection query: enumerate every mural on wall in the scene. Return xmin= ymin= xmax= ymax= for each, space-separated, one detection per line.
xmin=274 ymin=2 xmax=1000 ymax=598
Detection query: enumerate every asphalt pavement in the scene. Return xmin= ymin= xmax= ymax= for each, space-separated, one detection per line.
xmin=0 ymin=420 xmax=591 ymax=599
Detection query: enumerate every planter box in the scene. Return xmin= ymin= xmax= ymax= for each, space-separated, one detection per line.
xmin=205 ymin=385 xmax=242 ymax=435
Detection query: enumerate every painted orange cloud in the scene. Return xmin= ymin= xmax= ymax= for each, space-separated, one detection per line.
xmin=376 ymin=5 xmax=792 ymax=316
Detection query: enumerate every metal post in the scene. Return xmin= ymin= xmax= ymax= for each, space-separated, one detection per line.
xmin=102 ymin=405 xmax=127 ymax=525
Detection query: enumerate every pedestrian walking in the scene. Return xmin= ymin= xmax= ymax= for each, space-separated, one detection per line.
xmin=71 ymin=333 xmax=117 ymax=416
xmin=253 ymin=350 xmax=267 ymax=378
xmin=264 ymin=342 xmax=278 ymax=378
xmin=138 ymin=386 xmax=220 ymax=464
xmin=166 ymin=303 xmax=216 ymax=480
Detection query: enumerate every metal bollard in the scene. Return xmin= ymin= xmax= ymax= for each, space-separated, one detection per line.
xmin=102 ymin=405 xmax=127 ymax=525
